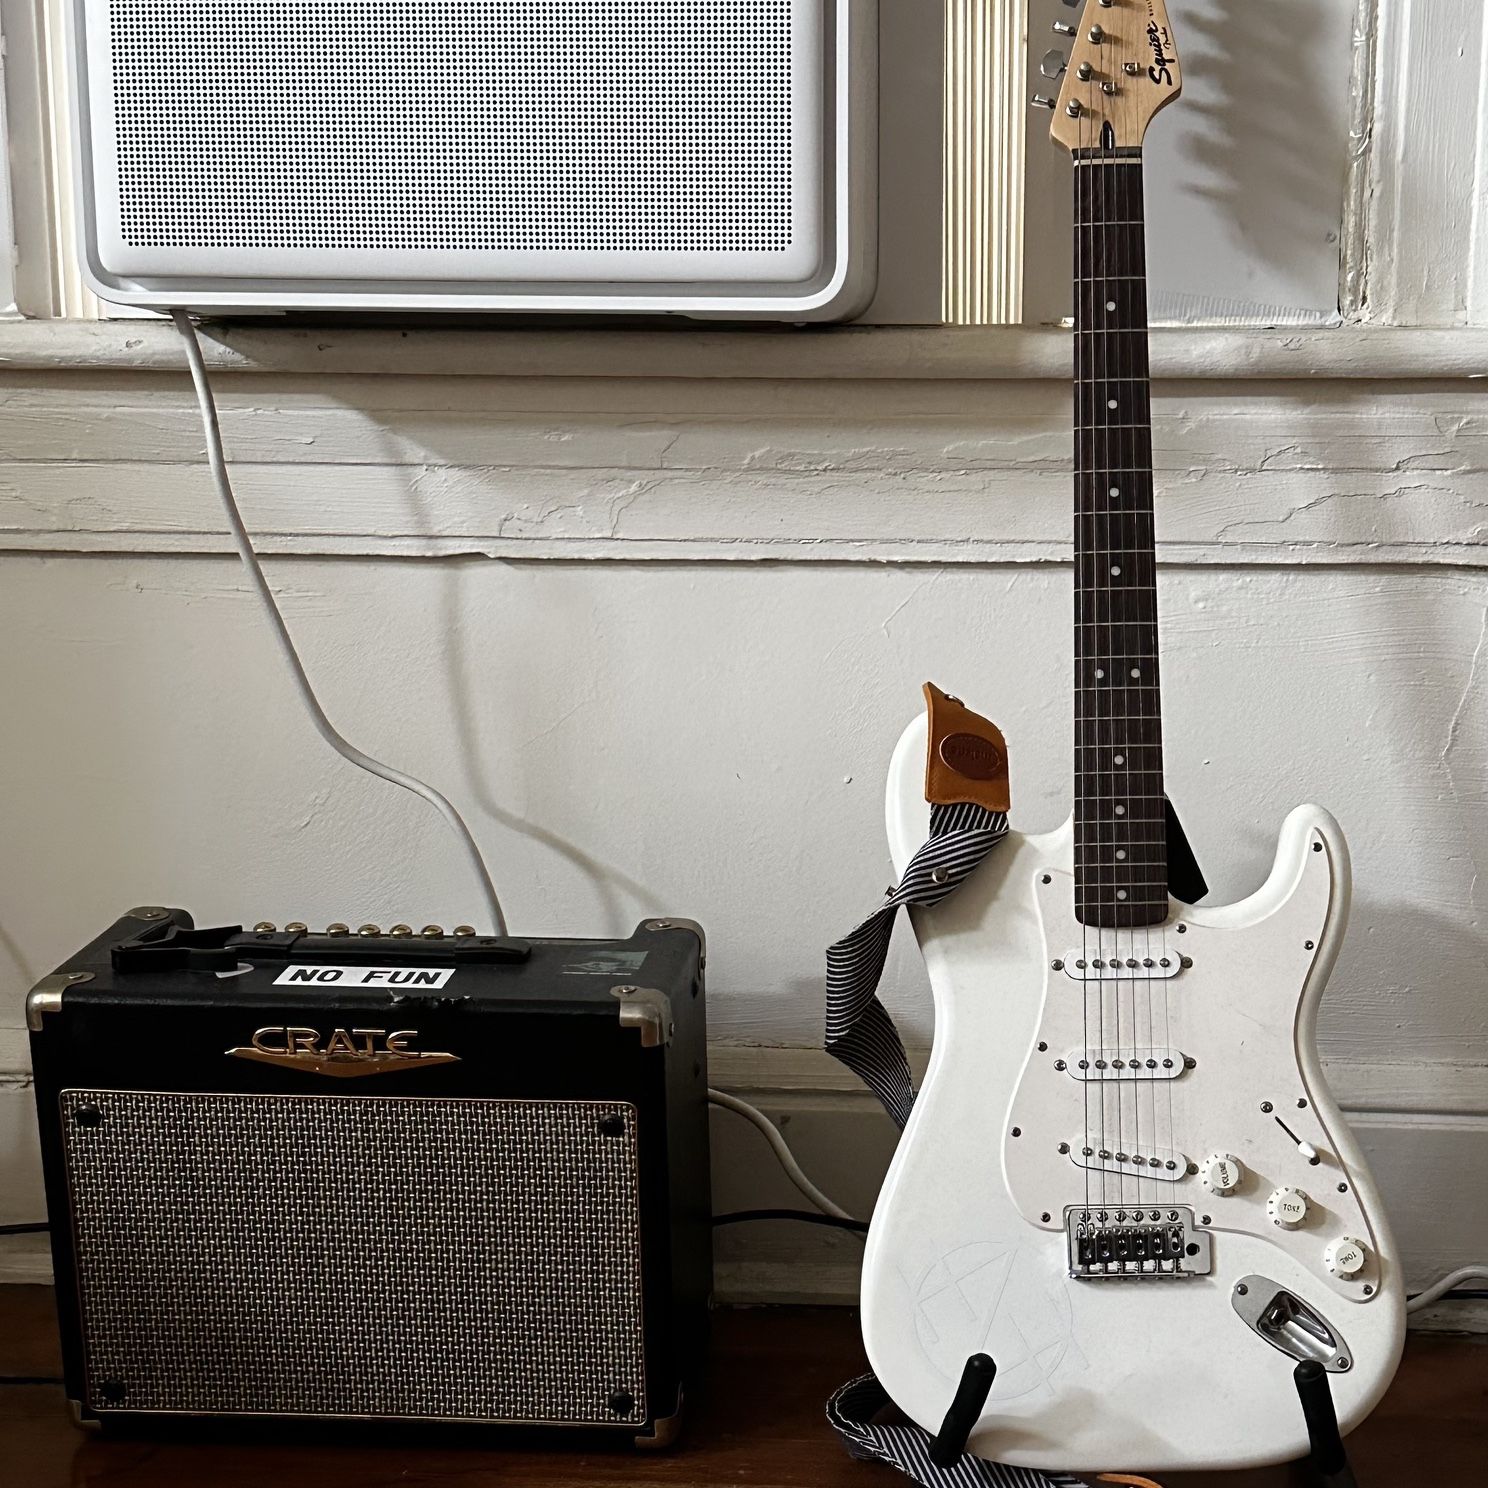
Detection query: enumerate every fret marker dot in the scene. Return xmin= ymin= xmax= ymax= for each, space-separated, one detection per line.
xmin=1111 ymin=565 xmax=1121 ymax=576
xmin=1107 ymin=399 xmax=1119 ymax=410
xmin=1106 ymin=300 xmax=1117 ymax=311
xmin=1110 ymin=486 xmax=1120 ymax=498
xmin=1116 ymin=849 xmax=1127 ymax=860
xmin=1114 ymin=754 xmax=1125 ymax=765
xmin=1095 ymin=668 xmax=1105 ymax=680
xmin=1116 ymin=889 xmax=1128 ymax=900
xmin=1130 ymin=667 xmax=1141 ymax=678
xmin=1115 ymin=805 xmax=1126 ymax=816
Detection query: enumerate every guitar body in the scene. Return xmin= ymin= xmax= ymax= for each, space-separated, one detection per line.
xmin=859 ymin=715 xmax=1405 ymax=1472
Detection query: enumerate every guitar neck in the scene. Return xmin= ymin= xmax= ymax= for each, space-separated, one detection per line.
xmin=1072 ymin=147 xmax=1167 ymax=929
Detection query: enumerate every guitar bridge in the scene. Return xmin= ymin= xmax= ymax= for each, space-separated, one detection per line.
xmin=1065 ymin=1205 xmax=1212 ymax=1279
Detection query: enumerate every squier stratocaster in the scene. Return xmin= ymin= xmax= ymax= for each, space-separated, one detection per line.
xmin=860 ymin=2 xmax=1404 ymax=1472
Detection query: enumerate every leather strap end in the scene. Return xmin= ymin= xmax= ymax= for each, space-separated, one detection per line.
xmin=922 ymin=682 xmax=1011 ymax=813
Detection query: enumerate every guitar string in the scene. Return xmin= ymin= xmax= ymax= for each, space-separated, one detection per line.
xmin=1121 ymin=107 xmax=1176 ymax=1231
xmin=1125 ymin=90 xmax=1155 ymax=1222
xmin=1090 ymin=109 xmax=1111 ymax=1221
xmin=1107 ymin=130 xmax=1124 ymax=1220
xmin=1076 ymin=106 xmax=1094 ymax=1223
xmin=1113 ymin=75 xmax=1145 ymax=1221
xmin=1126 ymin=116 xmax=1176 ymax=1235
xmin=1113 ymin=127 xmax=1130 ymax=1220
xmin=1092 ymin=111 xmax=1115 ymax=1220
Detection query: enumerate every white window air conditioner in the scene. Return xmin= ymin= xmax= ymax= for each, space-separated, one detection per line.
xmin=69 ymin=0 xmax=887 ymax=319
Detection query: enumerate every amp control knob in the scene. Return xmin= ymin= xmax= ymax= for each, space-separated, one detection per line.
xmin=1324 ymin=1237 xmax=1369 ymax=1278
xmin=1266 ymin=1187 xmax=1310 ymax=1229
xmin=1201 ymin=1154 xmax=1244 ymax=1194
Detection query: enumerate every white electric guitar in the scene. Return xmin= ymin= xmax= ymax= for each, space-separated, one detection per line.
xmin=860 ymin=2 xmax=1404 ymax=1474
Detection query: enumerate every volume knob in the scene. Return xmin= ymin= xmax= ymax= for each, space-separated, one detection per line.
xmin=1324 ymin=1237 xmax=1369 ymax=1278
xmin=1201 ymin=1154 xmax=1243 ymax=1194
xmin=1267 ymin=1187 xmax=1310 ymax=1229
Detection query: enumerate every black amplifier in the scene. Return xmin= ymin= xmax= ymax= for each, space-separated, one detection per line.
xmin=28 ymin=908 xmax=711 ymax=1446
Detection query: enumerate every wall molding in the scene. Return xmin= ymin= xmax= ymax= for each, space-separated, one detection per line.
xmin=708 ymin=1046 xmax=1488 ymax=1117
xmin=4 ymin=356 xmax=1488 ymax=568
xmin=5 ymin=320 xmax=1488 ymax=380
xmin=4 ymin=1043 xmax=1484 ymax=1317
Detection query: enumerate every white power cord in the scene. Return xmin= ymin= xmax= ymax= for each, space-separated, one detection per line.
xmin=172 ymin=310 xmax=508 ymax=936
xmin=707 ymin=1088 xmax=858 ymax=1222
xmin=1406 ymin=1264 xmax=1488 ymax=1313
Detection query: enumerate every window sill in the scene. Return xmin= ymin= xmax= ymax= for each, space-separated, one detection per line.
xmin=1 ymin=318 xmax=1486 ymax=381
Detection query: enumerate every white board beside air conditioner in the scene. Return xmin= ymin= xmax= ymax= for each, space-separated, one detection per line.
xmin=70 ymin=0 xmax=876 ymax=318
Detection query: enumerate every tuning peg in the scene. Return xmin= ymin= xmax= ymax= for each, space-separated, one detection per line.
xmin=1088 ymin=24 xmax=1106 ymax=43
xmin=1040 ymin=48 xmax=1067 ymax=79
xmin=1053 ymin=20 xmax=1076 ymax=35
xmin=1031 ymin=94 xmax=1057 ymax=110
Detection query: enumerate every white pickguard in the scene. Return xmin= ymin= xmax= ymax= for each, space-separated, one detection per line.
xmin=859 ymin=713 xmax=1405 ymax=1474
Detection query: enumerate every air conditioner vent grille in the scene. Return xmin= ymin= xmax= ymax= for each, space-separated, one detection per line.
xmin=106 ymin=0 xmax=796 ymax=254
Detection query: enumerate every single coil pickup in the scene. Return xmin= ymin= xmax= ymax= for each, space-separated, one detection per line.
xmin=1068 ymin=1139 xmax=1189 ymax=1181
xmin=1060 ymin=951 xmax=1183 ymax=981
xmin=1060 ymin=1046 xmax=1190 ymax=1081
xmin=1066 ymin=1206 xmax=1212 ymax=1279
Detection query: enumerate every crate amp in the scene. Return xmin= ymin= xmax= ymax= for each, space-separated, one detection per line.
xmin=28 ymin=908 xmax=711 ymax=1445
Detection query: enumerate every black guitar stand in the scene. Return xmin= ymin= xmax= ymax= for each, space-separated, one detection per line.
xmin=1295 ymin=1359 xmax=1360 ymax=1487
xmin=924 ymin=1355 xmax=1359 ymax=1484
xmin=929 ymin=1354 xmax=997 ymax=1468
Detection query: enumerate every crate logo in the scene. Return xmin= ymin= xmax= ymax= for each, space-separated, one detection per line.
xmin=272 ymin=964 xmax=456 ymax=989
xmin=226 ymin=1025 xmax=460 ymax=1078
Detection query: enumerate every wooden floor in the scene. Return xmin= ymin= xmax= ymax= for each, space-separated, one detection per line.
xmin=3 ymin=1286 xmax=1484 ymax=1487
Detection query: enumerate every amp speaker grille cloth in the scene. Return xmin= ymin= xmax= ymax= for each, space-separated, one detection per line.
xmin=105 ymin=0 xmax=796 ymax=253
xmin=60 ymin=1089 xmax=647 ymax=1422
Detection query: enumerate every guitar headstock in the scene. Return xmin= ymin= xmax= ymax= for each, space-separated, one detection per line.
xmin=1033 ymin=0 xmax=1182 ymax=153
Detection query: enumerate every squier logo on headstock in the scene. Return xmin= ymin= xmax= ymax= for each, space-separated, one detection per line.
xmin=1146 ymin=10 xmax=1178 ymax=85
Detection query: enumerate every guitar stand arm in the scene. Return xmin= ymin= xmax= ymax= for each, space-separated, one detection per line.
xmin=1294 ymin=1360 xmax=1359 ymax=1488
xmin=928 ymin=1353 xmax=997 ymax=1468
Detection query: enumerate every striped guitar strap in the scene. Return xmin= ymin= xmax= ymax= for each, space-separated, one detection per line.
xmin=823 ymin=805 xmax=1163 ymax=1488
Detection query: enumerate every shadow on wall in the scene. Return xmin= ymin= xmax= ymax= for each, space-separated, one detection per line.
xmin=1149 ymin=0 xmax=1351 ymax=320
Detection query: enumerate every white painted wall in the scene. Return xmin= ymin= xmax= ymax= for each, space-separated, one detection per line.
xmin=0 ymin=340 xmax=1485 ymax=1300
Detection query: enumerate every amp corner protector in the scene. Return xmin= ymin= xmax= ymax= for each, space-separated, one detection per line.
xmin=610 ymin=985 xmax=674 ymax=1047
xmin=27 ymin=970 xmax=90 ymax=1032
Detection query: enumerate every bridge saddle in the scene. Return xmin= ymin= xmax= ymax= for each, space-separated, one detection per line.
xmin=1066 ymin=1205 xmax=1213 ymax=1280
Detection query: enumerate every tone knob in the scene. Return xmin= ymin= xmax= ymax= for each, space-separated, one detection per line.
xmin=1266 ymin=1187 xmax=1310 ymax=1229
xmin=1200 ymin=1153 xmax=1243 ymax=1194
xmin=1324 ymin=1237 xmax=1368 ymax=1278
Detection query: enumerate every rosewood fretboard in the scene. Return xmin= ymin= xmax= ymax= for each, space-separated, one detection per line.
xmin=1073 ymin=148 xmax=1167 ymax=929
